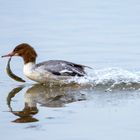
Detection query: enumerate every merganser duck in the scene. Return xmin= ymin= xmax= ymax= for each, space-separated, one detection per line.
xmin=2 ymin=43 xmax=90 ymax=84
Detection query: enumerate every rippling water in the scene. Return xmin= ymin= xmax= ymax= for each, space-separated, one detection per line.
xmin=1 ymin=0 xmax=140 ymax=140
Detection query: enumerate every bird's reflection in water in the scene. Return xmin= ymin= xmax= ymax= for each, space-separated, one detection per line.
xmin=7 ymin=84 xmax=87 ymax=123
xmin=7 ymin=86 xmax=39 ymax=123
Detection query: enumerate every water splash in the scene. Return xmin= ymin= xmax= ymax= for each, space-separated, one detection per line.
xmin=68 ymin=68 xmax=140 ymax=91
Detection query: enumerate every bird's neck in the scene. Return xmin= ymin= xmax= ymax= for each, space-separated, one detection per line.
xmin=23 ymin=62 xmax=36 ymax=76
xmin=23 ymin=56 xmax=36 ymax=64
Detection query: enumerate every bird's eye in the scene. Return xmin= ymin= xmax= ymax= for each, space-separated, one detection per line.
xmin=13 ymin=48 xmax=19 ymax=52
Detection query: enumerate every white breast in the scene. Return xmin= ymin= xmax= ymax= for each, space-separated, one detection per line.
xmin=23 ymin=62 xmax=54 ymax=83
xmin=23 ymin=62 xmax=35 ymax=76
xmin=23 ymin=62 xmax=70 ymax=84
xmin=23 ymin=62 xmax=41 ymax=81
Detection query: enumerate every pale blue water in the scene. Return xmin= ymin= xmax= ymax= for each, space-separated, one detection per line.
xmin=1 ymin=0 xmax=140 ymax=140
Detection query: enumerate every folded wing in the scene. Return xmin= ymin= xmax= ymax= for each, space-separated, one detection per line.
xmin=36 ymin=60 xmax=88 ymax=76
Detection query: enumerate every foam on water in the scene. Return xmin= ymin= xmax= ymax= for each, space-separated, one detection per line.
xmin=68 ymin=68 xmax=140 ymax=90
